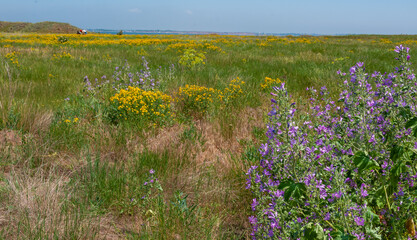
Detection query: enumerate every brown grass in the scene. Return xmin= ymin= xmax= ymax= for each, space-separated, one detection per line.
xmin=1 ymin=168 xmax=100 ymax=239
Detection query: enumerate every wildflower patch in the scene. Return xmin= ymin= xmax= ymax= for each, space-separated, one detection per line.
xmin=110 ymin=86 xmax=173 ymax=125
xmin=247 ymin=45 xmax=417 ymax=239
xmin=4 ymin=51 xmax=20 ymax=67
xmin=221 ymin=77 xmax=245 ymax=104
xmin=260 ymin=77 xmax=281 ymax=92
xmin=52 ymin=51 xmax=73 ymax=60
xmin=175 ymin=84 xmax=219 ymax=117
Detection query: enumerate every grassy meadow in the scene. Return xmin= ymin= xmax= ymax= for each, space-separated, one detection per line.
xmin=0 ymin=33 xmax=417 ymax=239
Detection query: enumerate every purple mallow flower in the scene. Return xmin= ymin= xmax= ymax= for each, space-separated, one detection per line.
xmin=394 ymin=45 xmax=409 ymax=53
xmin=251 ymin=198 xmax=259 ymax=211
xmin=249 ymin=216 xmax=257 ymax=225
xmin=360 ymin=183 xmax=368 ymax=197
xmin=354 ymin=216 xmax=365 ymax=226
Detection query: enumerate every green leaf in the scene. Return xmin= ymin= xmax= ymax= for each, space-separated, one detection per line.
xmin=399 ymin=106 xmax=412 ymax=119
xmin=388 ymin=162 xmax=407 ymax=194
xmin=390 ymin=144 xmax=405 ymax=163
xmin=330 ymin=230 xmax=343 ymax=240
xmin=330 ymin=230 xmax=354 ymax=240
xmin=353 ymin=151 xmax=380 ymax=172
xmin=364 ymin=207 xmax=380 ymax=225
xmin=406 ymin=117 xmax=417 ymax=137
xmin=278 ymin=180 xmax=294 ymax=191
xmin=289 ymin=183 xmax=307 ymax=200
xmin=365 ymin=226 xmax=382 ymax=239
xmin=278 ymin=181 xmax=306 ymax=202
xmin=372 ymin=187 xmax=386 ymax=208
xmin=304 ymin=223 xmax=326 ymax=240
xmin=390 ymin=161 xmax=407 ymax=178
xmin=329 ymin=225 xmax=345 ymax=240
xmin=383 ymin=130 xmax=393 ymax=144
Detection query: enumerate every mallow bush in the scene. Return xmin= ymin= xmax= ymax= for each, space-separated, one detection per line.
xmin=247 ymin=46 xmax=417 ymax=239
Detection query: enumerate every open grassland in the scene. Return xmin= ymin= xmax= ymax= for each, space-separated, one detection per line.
xmin=1 ymin=33 xmax=417 ymax=239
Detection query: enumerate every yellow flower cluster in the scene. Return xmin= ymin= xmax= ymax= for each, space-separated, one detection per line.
xmin=1 ymin=33 xmax=405 ymax=51
xmin=137 ymin=48 xmax=148 ymax=56
xmin=165 ymin=42 xmax=224 ymax=53
xmin=380 ymin=38 xmax=392 ymax=44
xmin=258 ymin=42 xmax=271 ymax=47
xmin=102 ymin=54 xmax=112 ymax=61
xmin=166 ymin=42 xmax=198 ymax=52
xmin=263 ymin=36 xmax=323 ymax=45
xmin=203 ymin=43 xmax=225 ymax=53
xmin=293 ymin=38 xmax=314 ymax=44
xmin=0 ymin=34 xmax=183 ymax=47
xmin=176 ymin=78 xmax=245 ymax=115
xmin=221 ymin=77 xmax=245 ymax=102
xmin=53 ymin=51 xmax=73 ymax=60
xmin=211 ymin=37 xmax=246 ymax=46
xmin=5 ymin=51 xmax=20 ymax=67
xmin=59 ymin=117 xmax=79 ymax=124
xmin=261 ymin=77 xmax=282 ymax=91
xmin=110 ymin=86 xmax=173 ymax=124
xmin=399 ymin=40 xmax=417 ymax=46
xmin=176 ymin=84 xmax=219 ymax=115
xmin=64 ymin=117 xmax=79 ymax=124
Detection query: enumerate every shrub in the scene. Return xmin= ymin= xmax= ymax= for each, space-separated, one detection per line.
xmin=78 ymin=57 xmax=176 ymax=128
xmin=175 ymin=84 xmax=219 ymax=117
xmin=221 ymin=77 xmax=245 ymax=104
xmin=247 ymin=46 xmax=417 ymax=239
xmin=178 ymin=49 xmax=206 ymax=69
xmin=109 ymin=86 xmax=173 ymax=126
xmin=4 ymin=51 xmax=20 ymax=67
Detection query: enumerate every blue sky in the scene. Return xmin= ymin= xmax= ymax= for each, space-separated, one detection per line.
xmin=2 ymin=0 xmax=417 ymax=34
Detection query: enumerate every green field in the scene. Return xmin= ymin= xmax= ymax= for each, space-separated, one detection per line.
xmin=1 ymin=33 xmax=417 ymax=239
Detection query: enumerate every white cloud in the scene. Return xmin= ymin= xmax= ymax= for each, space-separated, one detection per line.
xmin=186 ymin=10 xmax=193 ymax=15
xmin=128 ymin=8 xmax=142 ymax=13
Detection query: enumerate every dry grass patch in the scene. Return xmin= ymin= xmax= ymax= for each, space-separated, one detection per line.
xmin=0 ymin=129 xmax=22 ymax=163
xmin=0 ymin=168 xmax=100 ymax=239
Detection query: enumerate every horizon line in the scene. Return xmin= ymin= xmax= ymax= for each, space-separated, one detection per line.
xmin=86 ymin=28 xmax=417 ymax=36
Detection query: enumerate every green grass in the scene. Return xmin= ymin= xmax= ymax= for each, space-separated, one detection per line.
xmin=1 ymin=33 xmax=417 ymax=239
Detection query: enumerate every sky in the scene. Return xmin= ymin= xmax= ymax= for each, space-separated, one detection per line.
xmin=1 ymin=0 xmax=417 ymax=35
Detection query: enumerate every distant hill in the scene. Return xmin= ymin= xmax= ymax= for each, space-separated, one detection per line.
xmin=0 ymin=21 xmax=80 ymax=34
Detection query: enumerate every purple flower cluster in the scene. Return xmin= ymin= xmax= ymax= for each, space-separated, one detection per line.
xmin=247 ymin=46 xmax=417 ymax=239
xmin=141 ymin=168 xmax=163 ymax=202
xmin=83 ymin=57 xmax=173 ymax=95
xmin=112 ymin=57 xmax=160 ymax=91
